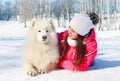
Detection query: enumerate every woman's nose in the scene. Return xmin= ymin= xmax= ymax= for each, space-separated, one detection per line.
xmin=68 ymin=28 xmax=72 ymax=34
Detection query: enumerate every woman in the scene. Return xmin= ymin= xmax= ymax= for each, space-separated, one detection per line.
xmin=57 ymin=12 xmax=99 ymax=71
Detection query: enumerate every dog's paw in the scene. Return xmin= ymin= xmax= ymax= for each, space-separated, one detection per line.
xmin=27 ymin=68 xmax=38 ymax=77
xmin=48 ymin=62 xmax=56 ymax=70
xmin=38 ymin=69 xmax=46 ymax=74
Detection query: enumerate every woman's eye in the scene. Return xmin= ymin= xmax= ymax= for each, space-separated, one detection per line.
xmin=72 ymin=30 xmax=75 ymax=33
xmin=38 ymin=30 xmax=41 ymax=32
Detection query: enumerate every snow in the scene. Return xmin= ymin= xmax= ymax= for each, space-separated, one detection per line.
xmin=0 ymin=20 xmax=120 ymax=81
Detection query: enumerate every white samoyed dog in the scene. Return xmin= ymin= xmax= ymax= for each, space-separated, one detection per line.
xmin=22 ymin=18 xmax=59 ymax=76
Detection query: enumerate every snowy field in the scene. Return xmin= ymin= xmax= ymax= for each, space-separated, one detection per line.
xmin=0 ymin=21 xmax=120 ymax=81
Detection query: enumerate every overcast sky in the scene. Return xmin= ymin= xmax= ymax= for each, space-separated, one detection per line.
xmin=0 ymin=0 xmax=15 ymax=3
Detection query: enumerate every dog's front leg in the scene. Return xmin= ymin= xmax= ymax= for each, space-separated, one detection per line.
xmin=22 ymin=61 xmax=38 ymax=76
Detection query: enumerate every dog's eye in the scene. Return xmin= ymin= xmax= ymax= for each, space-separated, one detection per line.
xmin=46 ymin=30 xmax=48 ymax=32
xmin=38 ymin=30 xmax=41 ymax=32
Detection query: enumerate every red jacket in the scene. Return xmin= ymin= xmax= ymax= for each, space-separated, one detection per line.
xmin=57 ymin=28 xmax=97 ymax=71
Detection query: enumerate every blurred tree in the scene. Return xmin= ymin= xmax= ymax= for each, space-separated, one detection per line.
xmin=12 ymin=0 xmax=20 ymax=20
xmin=3 ymin=1 xmax=12 ymax=20
xmin=0 ymin=1 xmax=4 ymax=20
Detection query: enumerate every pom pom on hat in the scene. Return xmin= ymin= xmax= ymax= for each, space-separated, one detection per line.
xmin=69 ymin=13 xmax=94 ymax=36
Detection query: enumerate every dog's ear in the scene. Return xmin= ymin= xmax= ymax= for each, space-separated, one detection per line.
xmin=48 ymin=18 xmax=55 ymax=29
xmin=30 ymin=18 xmax=37 ymax=28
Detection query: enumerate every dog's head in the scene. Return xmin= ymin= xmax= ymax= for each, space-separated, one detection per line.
xmin=29 ymin=18 xmax=57 ymax=44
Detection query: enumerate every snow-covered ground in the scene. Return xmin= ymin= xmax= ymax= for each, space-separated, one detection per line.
xmin=0 ymin=21 xmax=120 ymax=81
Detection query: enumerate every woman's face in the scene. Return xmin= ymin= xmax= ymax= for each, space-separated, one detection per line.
xmin=68 ymin=26 xmax=78 ymax=40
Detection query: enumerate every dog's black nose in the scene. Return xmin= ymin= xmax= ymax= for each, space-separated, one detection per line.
xmin=42 ymin=35 xmax=47 ymax=40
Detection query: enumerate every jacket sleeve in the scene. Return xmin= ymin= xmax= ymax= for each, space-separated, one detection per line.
xmin=75 ymin=40 xmax=97 ymax=71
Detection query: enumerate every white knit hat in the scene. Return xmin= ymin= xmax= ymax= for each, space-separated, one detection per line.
xmin=69 ymin=13 xmax=94 ymax=36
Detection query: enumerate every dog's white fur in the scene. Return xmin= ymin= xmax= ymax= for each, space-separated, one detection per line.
xmin=22 ymin=18 xmax=59 ymax=76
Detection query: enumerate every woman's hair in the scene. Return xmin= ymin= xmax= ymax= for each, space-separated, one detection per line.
xmin=75 ymin=34 xmax=85 ymax=66
xmin=60 ymin=33 xmax=85 ymax=66
xmin=86 ymin=12 xmax=99 ymax=25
